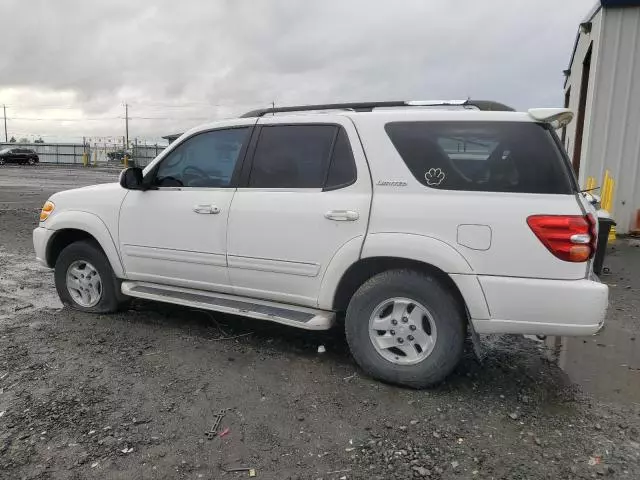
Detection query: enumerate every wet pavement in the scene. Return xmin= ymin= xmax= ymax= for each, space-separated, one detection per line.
xmin=1 ymin=165 xmax=640 ymax=478
xmin=0 ymin=165 xmax=119 ymax=209
xmin=1 ymin=164 xmax=639 ymax=408
xmin=547 ymin=241 xmax=640 ymax=406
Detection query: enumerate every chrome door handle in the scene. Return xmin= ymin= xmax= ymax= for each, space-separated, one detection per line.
xmin=193 ymin=205 xmax=220 ymax=214
xmin=325 ymin=210 xmax=359 ymax=221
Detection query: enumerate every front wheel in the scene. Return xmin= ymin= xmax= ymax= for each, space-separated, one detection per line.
xmin=27 ymin=157 xmax=36 ymax=165
xmin=54 ymin=240 xmax=129 ymax=313
xmin=345 ymin=269 xmax=466 ymax=388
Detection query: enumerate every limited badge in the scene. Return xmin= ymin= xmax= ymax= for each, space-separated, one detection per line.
xmin=424 ymin=168 xmax=445 ymax=186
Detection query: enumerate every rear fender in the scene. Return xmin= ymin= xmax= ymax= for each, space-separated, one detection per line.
xmin=362 ymin=233 xmax=473 ymax=274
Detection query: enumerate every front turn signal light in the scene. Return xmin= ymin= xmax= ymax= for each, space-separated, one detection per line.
xmin=40 ymin=201 xmax=55 ymax=222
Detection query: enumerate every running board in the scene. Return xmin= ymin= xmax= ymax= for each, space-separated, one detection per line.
xmin=121 ymin=281 xmax=335 ymax=330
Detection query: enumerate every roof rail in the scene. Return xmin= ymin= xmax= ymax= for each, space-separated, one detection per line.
xmin=240 ymin=99 xmax=514 ymax=118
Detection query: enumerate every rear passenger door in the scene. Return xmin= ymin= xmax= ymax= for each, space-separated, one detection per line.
xmin=227 ymin=117 xmax=371 ymax=307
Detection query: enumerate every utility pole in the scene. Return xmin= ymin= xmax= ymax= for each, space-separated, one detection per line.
xmin=3 ymin=104 xmax=7 ymax=142
xmin=124 ymin=103 xmax=129 ymax=151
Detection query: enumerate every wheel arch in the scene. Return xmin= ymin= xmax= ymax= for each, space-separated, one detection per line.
xmin=44 ymin=211 xmax=125 ymax=277
xmin=47 ymin=229 xmax=99 ymax=265
xmin=325 ymin=232 xmax=491 ymax=321
xmin=332 ymin=257 xmax=468 ymax=314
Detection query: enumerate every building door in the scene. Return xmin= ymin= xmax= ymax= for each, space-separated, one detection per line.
xmin=573 ymin=43 xmax=592 ymax=177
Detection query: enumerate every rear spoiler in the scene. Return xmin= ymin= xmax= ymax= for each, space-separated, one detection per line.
xmin=528 ymin=108 xmax=573 ymax=129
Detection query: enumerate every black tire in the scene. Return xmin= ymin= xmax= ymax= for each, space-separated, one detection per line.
xmin=54 ymin=240 xmax=129 ymax=313
xmin=345 ymin=269 xmax=466 ymax=388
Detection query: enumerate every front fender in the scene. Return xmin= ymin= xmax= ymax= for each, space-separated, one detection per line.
xmin=44 ymin=210 xmax=125 ymax=278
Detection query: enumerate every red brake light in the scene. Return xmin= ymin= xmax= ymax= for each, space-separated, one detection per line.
xmin=527 ymin=215 xmax=595 ymax=262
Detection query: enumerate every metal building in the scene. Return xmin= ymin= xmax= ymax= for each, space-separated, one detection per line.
xmin=563 ymin=0 xmax=640 ymax=234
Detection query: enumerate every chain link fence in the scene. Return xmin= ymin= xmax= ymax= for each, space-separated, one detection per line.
xmin=0 ymin=142 xmax=167 ymax=167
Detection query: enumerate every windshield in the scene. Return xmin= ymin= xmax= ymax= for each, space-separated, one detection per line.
xmin=0 ymin=148 xmax=12 ymax=154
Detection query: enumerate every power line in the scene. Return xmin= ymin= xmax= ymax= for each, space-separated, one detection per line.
xmin=126 ymin=116 xmax=211 ymax=120
xmin=1 ymin=104 xmax=86 ymax=110
xmin=8 ymin=116 xmax=120 ymax=121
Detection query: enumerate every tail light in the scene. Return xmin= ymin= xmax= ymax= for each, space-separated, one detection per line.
xmin=527 ymin=215 xmax=596 ymax=262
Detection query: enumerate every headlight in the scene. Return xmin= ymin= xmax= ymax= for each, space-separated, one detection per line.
xmin=40 ymin=201 xmax=55 ymax=221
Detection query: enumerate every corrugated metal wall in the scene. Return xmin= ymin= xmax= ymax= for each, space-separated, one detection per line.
xmin=565 ymin=7 xmax=640 ymax=233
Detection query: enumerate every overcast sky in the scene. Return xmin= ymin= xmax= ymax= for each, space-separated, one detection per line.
xmin=0 ymin=0 xmax=592 ymax=144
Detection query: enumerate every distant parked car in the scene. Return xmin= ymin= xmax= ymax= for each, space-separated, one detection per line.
xmin=107 ymin=151 xmax=133 ymax=163
xmin=0 ymin=147 xmax=39 ymax=165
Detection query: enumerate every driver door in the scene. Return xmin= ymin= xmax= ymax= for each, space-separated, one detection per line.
xmin=118 ymin=125 xmax=252 ymax=292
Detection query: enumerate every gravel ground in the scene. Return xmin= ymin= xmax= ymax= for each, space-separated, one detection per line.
xmin=1 ymin=166 xmax=639 ymax=479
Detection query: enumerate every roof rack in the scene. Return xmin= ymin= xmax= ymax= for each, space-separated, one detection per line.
xmin=240 ymin=99 xmax=515 ymax=118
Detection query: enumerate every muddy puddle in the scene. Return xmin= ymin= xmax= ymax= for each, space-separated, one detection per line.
xmin=547 ymin=327 xmax=639 ymax=405
xmin=545 ymin=242 xmax=640 ymax=406
xmin=0 ymin=249 xmax=62 ymax=319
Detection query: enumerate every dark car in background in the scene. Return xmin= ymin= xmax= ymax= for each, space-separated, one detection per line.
xmin=107 ymin=150 xmax=136 ymax=167
xmin=0 ymin=147 xmax=39 ymax=165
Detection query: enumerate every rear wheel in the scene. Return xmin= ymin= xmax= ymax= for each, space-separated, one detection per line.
xmin=54 ymin=240 xmax=129 ymax=313
xmin=345 ymin=269 xmax=466 ymax=388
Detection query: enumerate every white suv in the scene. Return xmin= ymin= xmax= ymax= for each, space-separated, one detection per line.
xmin=33 ymin=100 xmax=608 ymax=388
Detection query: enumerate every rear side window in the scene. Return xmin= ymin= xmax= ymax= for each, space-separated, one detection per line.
xmin=324 ymin=128 xmax=357 ymax=190
xmin=249 ymin=125 xmax=336 ymax=188
xmin=385 ymin=121 xmax=574 ymax=194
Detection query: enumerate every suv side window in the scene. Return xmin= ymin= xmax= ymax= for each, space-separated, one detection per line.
xmin=324 ymin=127 xmax=357 ymax=190
xmin=248 ymin=125 xmax=336 ymax=188
xmin=385 ymin=121 xmax=574 ymax=194
xmin=154 ymin=127 xmax=250 ymax=188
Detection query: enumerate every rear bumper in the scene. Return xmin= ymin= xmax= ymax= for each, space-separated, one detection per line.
xmin=33 ymin=226 xmax=54 ymax=267
xmin=472 ymin=275 xmax=608 ymax=336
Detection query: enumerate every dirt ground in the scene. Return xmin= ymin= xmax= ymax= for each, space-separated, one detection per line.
xmin=1 ymin=165 xmax=639 ymax=480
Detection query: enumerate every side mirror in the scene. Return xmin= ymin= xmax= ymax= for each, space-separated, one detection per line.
xmin=119 ymin=167 xmax=144 ymax=190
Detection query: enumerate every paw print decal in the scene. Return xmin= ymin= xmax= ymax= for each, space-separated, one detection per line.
xmin=424 ymin=168 xmax=445 ymax=186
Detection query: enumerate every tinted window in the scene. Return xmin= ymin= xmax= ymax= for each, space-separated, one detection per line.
xmin=249 ymin=125 xmax=335 ymax=188
xmin=325 ymin=128 xmax=357 ymax=190
xmin=385 ymin=121 xmax=574 ymax=194
xmin=154 ymin=128 xmax=249 ymax=188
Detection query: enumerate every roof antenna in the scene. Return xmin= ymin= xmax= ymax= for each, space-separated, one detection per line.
xmin=271 ymin=101 xmax=275 ymax=116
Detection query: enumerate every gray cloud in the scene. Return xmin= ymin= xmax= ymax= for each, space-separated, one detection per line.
xmin=0 ymin=0 xmax=590 ymax=141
